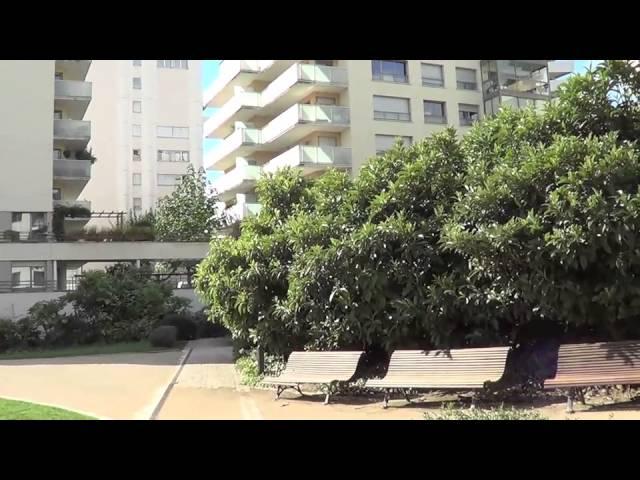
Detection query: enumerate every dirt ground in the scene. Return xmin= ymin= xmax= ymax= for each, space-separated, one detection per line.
xmin=158 ymin=386 xmax=640 ymax=420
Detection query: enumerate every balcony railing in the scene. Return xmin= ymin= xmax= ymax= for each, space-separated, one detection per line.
xmin=374 ymin=111 xmax=411 ymax=122
xmin=457 ymin=81 xmax=478 ymax=90
xmin=55 ymin=79 xmax=92 ymax=99
xmin=53 ymin=159 xmax=91 ymax=179
xmin=53 ymin=199 xmax=92 ymax=210
xmin=263 ymin=145 xmax=352 ymax=174
xmin=298 ymin=63 xmax=348 ymax=84
xmin=205 ymin=128 xmax=262 ymax=169
xmin=0 ymin=280 xmax=57 ymax=293
xmin=262 ymin=104 xmax=350 ymax=144
xmin=53 ymin=119 xmax=91 ymax=139
xmin=226 ymin=202 xmax=262 ymax=222
xmin=424 ymin=114 xmax=447 ymax=124
xmin=0 ymin=231 xmax=54 ymax=243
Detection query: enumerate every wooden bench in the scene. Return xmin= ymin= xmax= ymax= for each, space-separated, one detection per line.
xmin=544 ymin=340 xmax=640 ymax=413
xmin=261 ymin=351 xmax=364 ymax=404
xmin=365 ymin=347 xmax=511 ymax=408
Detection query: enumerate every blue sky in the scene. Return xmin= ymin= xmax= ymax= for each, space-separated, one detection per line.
xmin=201 ymin=60 xmax=602 ymax=179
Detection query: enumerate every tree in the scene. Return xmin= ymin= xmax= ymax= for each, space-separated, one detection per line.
xmin=154 ymin=165 xmax=225 ymax=242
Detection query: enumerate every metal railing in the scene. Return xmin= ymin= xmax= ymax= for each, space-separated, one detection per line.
xmin=459 ymin=114 xmax=478 ymax=126
xmin=0 ymin=280 xmax=57 ymax=293
xmin=457 ymin=81 xmax=478 ymax=90
xmin=373 ymin=73 xmax=408 ymax=83
xmin=0 ymin=231 xmax=54 ymax=242
xmin=374 ymin=111 xmax=411 ymax=121
xmin=424 ymin=114 xmax=447 ymax=125
xmin=422 ymin=77 xmax=444 ymax=87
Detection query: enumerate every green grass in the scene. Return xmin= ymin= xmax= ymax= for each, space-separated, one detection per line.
xmin=0 ymin=398 xmax=96 ymax=420
xmin=0 ymin=340 xmax=186 ymax=361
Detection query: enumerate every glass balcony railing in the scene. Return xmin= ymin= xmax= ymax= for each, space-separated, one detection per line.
xmin=263 ymin=145 xmax=352 ymax=174
xmin=53 ymin=159 xmax=91 ymax=179
xmin=55 ymin=79 xmax=92 ymax=99
xmin=53 ymin=119 xmax=91 ymax=139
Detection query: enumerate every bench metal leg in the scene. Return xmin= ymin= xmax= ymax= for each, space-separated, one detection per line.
xmin=275 ymin=385 xmax=284 ymax=400
xmin=383 ymin=390 xmax=390 ymax=409
xmin=295 ymin=385 xmax=304 ymax=397
xmin=402 ymin=389 xmax=412 ymax=404
xmin=324 ymin=382 xmax=335 ymax=405
xmin=566 ymin=389 xmax=575 ymax=414
xmin=469 ymin=394 xmax=477 ymax=410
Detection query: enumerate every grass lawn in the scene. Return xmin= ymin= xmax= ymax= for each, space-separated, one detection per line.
xmin=0 ymin=398 xmax=96 ymax=420
xmin=0 ymin=340 xmax=186 ymax=361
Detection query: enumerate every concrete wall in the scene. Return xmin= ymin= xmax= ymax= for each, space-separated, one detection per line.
xmin=0 ymin=289 xmax=205 ymax=320
xmin=0 ymin=60 xmax=55 ymax=212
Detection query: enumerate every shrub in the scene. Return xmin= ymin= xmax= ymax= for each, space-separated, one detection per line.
xmin=149 ymin=326 xmax=177 ymax=348
xmin=0 ymin=319 xmax=19 ymax=352
xmin=235 ymin=355 xmax=262 ymax=387
xmin=424 ymin=403 xmax=546 ymax=420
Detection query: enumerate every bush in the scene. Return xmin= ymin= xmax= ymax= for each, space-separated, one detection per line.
xmin=235 ymin=355 xmax=262 ymax=387
xmin=0 ymin=319 xmax=19 ymax=352
xmin=192 ymin=309 xmax=230 ymax=339
xmin=161 ymin=313 xmax=197 ymax=341
xmin=424 ymin=403 xmax=546 ymax=420
xmin=149 ymin=326 xmax=177 ymax=348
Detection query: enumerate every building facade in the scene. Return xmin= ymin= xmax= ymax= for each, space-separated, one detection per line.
xmin=83 ymin=60 xmax=203 ymax=221
xmin=0 ymin=60 xmax=208 ymax=318
xmin=203 ymin=60 xmax=573 ymax=221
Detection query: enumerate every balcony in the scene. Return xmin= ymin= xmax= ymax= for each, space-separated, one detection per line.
xmin=211 ymin=164 xmax=262 ymax=202
xmin=203 ymin=91 xmax=261 ymax=138
xmin=55 ymin=79 xmax=92 ymax=119
xmin=53 ymin=119 xmax=91 ymax=150
xmin=548 ymin=60 xmax=575 ymax=80
xmin=226 ymin=202 xmax=262 ymax=222
xmin=55 ymin=60 xmax=92 ymax=81
xmin=261 ymin=104 xmax=350 ymax=146
xmin=259 ymin=63 xmax=348 ymax=115
xmin=53 ymin=199 xmax=92 ymax=210
xmin=263 ymin=145 xmax=352 ymax=175
xmin=205 ymin=63 xmax=349 ymax=139
xmin=203 ymin=60 xmax=296 ymax=108
xmin=204 ymin=128 xmax=261 ymax=171
xmin=53 ymin=159 xmax=91 ymax=183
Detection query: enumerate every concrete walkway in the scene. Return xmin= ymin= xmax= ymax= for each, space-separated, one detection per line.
xmin=0 ymin=349 xmax=185 ymax=419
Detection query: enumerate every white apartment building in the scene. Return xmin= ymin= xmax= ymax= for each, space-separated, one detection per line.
xmin=0 ymin=60 xmax=208 ymax=318
xmin=82 ymin=60 xmax=203 ymax=221
xmin=203 ymin=60 xmax=573 ymax=221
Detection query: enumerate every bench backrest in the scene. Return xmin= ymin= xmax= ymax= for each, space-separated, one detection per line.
xmin=383 ymin=347 xmax=510 ymax=386
xmin=547 ymin=341 xmax=640 ymax=387
xmin=283 ymin=351 xmax=364 ymax=379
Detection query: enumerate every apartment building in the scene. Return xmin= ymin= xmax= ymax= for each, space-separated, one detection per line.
xmin=0 ymin=60 xmax=208 ymax=318
xmin=82 ymin=60 xmax=203 ymax=221
xmin=203 ymin=60 xmax=573 ymax=222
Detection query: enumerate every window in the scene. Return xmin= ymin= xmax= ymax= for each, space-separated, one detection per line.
xmin=11 ymin=213 xmax=22 ymax=223
xmin=11 ymin=263 xmax=46 ymax=289
xmin=133 ymin=197 xmax=142 ymax=212
xmin=456 ymin=67 xmax=478 ymax=90
xmin=55 ymin=72 xmax=63 ymax=80
xmin=157 ymin=150 xmax=190 ymax=162
xmin=54 ymin=110 xmax=63 ymax=120
xmin=132 ymin=60 xmax=142 ymax=66
xmin=373 ymin=95 xmax=411 ymax=121
xmin=372 ymin=60 xmax=408 ymax=83
xmin=156 ymin=126 xmax=189 ymax=138
xmin=132 ymin=149 xmax=141 ymax=161
xmin=132 ymin=77 xmax=141 ymax=89
xmin=132 ymin=101 xmax=142 ymax=113
xmin=157 ymin=60 xmax=189 ymax=69
xmin=317 ymin=136 xmax=338 ymax=147
xmin=424 ymin=100 xmax=447 ymax=124
xmin=375 ymin=135 xmax=412 ymax=155
xmin=459 ymin=104 xmax=480 ymax=126
xmin=132 ymin=173 xmax=142 ymax=186
xmin=421 ymin=63 xmax=444 ymax=87
xmin=157 ymin=174 xmax=183 ymax=186
xmin=132 ymin=124 xmax=142 ymax=137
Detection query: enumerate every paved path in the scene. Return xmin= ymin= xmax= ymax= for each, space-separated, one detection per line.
xmin=0 ymin=350 xmax=185 ymax=419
